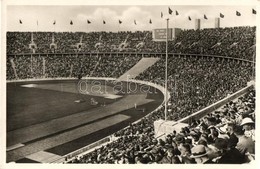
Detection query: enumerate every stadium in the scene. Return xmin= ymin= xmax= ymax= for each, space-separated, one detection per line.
xmin=5 ymin=5 xmax=256 ymax=164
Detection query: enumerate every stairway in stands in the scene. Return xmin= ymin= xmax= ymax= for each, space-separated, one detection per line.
xmin=118 ymin=57 xmax=160 ymax=81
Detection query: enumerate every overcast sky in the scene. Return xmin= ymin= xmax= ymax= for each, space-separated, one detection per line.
xmin=7 ymin=5 xmax=257 ymax=32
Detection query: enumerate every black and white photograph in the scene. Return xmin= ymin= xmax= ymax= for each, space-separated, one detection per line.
xmin=0 ymin=0 xmax=258 ymax=168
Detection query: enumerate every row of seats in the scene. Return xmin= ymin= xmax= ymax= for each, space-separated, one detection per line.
xmin=7 ymin=26 xmax=255 ymax=60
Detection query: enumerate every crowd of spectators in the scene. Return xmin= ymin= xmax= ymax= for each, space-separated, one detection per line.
xmin=169 ymin=26 xmax=256 ymax=60
xmin=69 ymin=89 xmax=255 ymax=164
xmin=68 ymin=55 xmax=254 ymax=164
xmin=7 ymin=26 xmax=255 ymax=60
xmin=6 ymin=31 xmax=152 ymax=54
xmin=137 ymin=56 xmax=253 ymax=120
xmin=6 ymin=53 xmax=141 ymax=80
xmin=6 ymin=26 xmax=255 ymax=164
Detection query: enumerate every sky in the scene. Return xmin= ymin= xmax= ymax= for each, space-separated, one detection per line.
xmin=6 ymin=5 xmax=257 ymax=32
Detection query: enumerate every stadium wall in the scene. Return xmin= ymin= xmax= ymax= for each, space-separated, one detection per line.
xmin=7 ymin=52 xmax=254 ymax=63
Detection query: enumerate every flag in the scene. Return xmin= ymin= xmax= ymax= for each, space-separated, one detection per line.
xmin=70 ymin=20 xmax=73 ymax=25
xmin=53 ymin=20 xmax=56 ymax=25
xmin=169 ymin=7 xmax=173 ymax=15
xmin=19 ymin=19 xmax=22 ymax=24
xmin=220 ymin=13 xmax=224 ymax=18
xmin=236 ymin=11 xmax=241 ymax=16
xmin=188 ymin=16 xmax=191 ymax=21
xmin=103 ymin=20 xmax=106 ymax=24
xmin=252 ymin=9 xmax=257 ymax=14
xmin=149 ymin=19 xmax=152 ymax=24
xmin=175 ymin=10 xmax=179 ymax=16
xmin=161 ymin=12 xmax=163 ymax=18
xmin=119 ymin=20 xmax=122 ymax=24
xmin=204 ymin=14 xmax=208 ymax=20
xmin=134 ymin=20 xmax=137 ymax=25
xmin=87 ymin=20 xmax=91 ymax=24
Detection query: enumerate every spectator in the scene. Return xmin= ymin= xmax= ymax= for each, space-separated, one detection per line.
xmin=240 ymin=117 xmax=255 ymax=141
xmin=190 ymin=145 xmax=214 ymax=164
xmin=234 ymin=125 xmax=255 ymax=156
xmin=159 ymin=148 xmax=181 ymax=164
xmin=213 ymin=138 xmax=243 ymax=164
xmin=178 ymin=143 xmax=196 ymax=163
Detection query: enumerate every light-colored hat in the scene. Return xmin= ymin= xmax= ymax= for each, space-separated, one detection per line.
xmin=241 ymin=117 xmax=254 ymax=126
xmin=190 ymin=145 xmax=208 ymax=158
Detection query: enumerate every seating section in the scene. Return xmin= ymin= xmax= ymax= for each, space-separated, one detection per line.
xmin=6 ymin=26 xmax=255 ymax=164
xmin=136 ymin=56 xmax=253 ymax=120
xmin=68 ymin=89 xmax=255 ymax=164
xmin=7 ymin=26 xmax=255 ymax=60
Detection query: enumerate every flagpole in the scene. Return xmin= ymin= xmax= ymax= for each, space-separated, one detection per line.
xmin=165 ymin=18 xmax=169 ymax=121
xmin=54 ymin=20 xmax=56 ymax=32
xmin=118 ymin=20 xmax=121 ymax=32
xmin=19 ymin=20 xmax=22 ymax=32
xmin=36 ymin=20 xmax=38 ymax=32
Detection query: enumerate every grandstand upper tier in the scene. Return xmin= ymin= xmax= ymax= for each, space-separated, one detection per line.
xmin=7 ymin=26 xmax=256 ymax=61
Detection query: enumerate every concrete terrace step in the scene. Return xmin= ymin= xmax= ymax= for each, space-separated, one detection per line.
xmin=118 ymin=57 xmax=160 ymax=81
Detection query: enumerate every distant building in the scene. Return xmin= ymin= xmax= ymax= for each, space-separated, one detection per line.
xmin=215 ymin=18 xmax=220 ymax=28
xmin=195 ymin=19 xmax=201 ymax=30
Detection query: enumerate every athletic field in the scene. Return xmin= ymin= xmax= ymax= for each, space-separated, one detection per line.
xmin=7 ymin=79 xmax=163 ymax=163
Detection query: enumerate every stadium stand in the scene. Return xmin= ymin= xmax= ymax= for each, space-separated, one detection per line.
xmin=67 ymin=89 xmax=255 ymax=164
xmin=7 ymin=26 xmax=255 ymax=60
xmin=6 ymin=26 xmax=255 ymax=164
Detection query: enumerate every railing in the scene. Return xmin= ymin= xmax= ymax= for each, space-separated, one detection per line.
xmin=7 ymin=52 xmax=255 ymax=63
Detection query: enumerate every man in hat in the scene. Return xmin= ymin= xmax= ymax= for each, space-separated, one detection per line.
xmin=190 ymin=145 xmax=214 ymax=164
xmin=240 ymin=117 xmax=255 ymax=141
xmin=175 ymin=134 xmax=185 ymax=147
xmin=234 ymin=125 xmax=255 ymax=162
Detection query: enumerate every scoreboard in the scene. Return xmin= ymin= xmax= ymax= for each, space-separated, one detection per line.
xmin=152 ymin=28 xmax=181 ymax=41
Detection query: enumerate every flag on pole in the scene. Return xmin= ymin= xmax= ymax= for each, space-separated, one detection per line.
xmin=220 ymin=13 xmax=224 ymax=18
xmin=87 ymin=20 xmax=91 ymax=24
xmin=103 ymin=20 xmax=106 ymax=24
xmin=119 ymin=20 xmax=122 ymax=24
xmin=161 ymin=12 xmax=163 ymax=18
xmin=19 ymin=19 xmax=22 ymax=24
xmin=236 ymin=11 xmax=241 ymax=16
xmin=169 ymin=7 xmax=173 ymax=15
xmin=70 ymin=20 xmax=73 ymax=25
xmin=53 ymin=20 xmax=56 ymax=25
xmin=149 ymin=19 xmax=152 ymax=24
xmin=204 ymin=14 xmax=208 ymax=20
xmin=188 ymin=16 xmax=191 ymax=21
xmin=175 ymin=10 xmax=179 ymax=16
xmin=252 ymin=9 xmax=257 ymax=14
xmin=134 ymin=20 xmax=137 ymax=25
